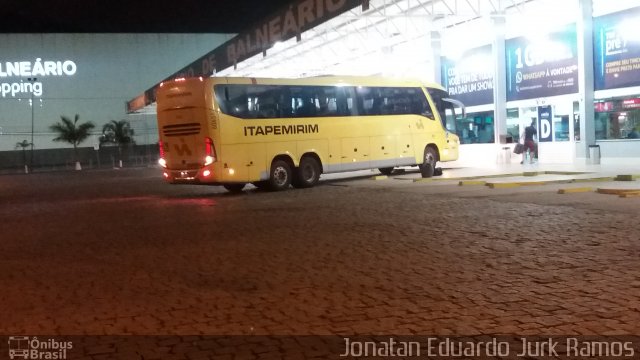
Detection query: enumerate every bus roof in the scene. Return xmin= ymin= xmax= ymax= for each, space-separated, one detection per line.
xmin=168 ymin=75 xmax=445 ymax=90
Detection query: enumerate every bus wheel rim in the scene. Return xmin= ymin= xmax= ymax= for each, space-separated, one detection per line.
xmin=303 ymin=164 xmax=314 ymax=182
xmin=274 ymin=167 xmax=288 ymax=185
xmin=425 ymin=152 xmax=435 ymax=166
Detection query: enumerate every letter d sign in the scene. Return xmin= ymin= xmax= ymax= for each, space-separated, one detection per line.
xmin=541 ymin=119 xmax=551 ymax=138
xmin=537 ymin=105 xmax=553 ymax=142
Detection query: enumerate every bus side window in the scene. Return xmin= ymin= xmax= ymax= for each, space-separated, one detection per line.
xmin=336 ymin=87 xmax=356 ymax=116
xmin=316 ymin=86 xmax=338 ymax=117
xmin=278 ymin=86 xmax=294 ymax=118
xmin=292 ymin=86 xmax=318 ymax=117
xmin=345 ymin=87 xmax=357 ymax=116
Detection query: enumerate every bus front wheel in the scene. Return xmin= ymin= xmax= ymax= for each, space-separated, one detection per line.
xmin=419 ymin=147 xmax=438 ymax=178
xmin=269 ymin=159 xmax=292 ymax=191
xmin=293 ymin=157 xmax=321 ymax=188
xmin=223 ymin=183 xmax=246 ymax=193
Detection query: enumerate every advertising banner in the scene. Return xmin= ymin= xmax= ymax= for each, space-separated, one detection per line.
xmin=440 ymin=44 xmax=494 ymax=107
xmin=537 ymin=105 xmax=553 ymax=142
xmin=594 ymin=7 xmax=640 ymax=90
xmin=506 ymin=25 xmax=579 ymax=101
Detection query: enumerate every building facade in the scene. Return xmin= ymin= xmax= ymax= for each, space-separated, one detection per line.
xmin=0 ymin=33 xmax=230 ymax=168
xmin=127 ymin=0 xmax=640 ymax=167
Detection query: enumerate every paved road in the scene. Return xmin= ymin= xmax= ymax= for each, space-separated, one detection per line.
xmin=1 ymin=167 xmax=639 ymax=342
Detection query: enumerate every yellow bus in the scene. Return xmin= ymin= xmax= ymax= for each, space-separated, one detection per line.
xmin=156 ymin=76 xmax=464 ymax=192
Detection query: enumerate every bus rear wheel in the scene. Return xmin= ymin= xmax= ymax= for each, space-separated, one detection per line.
xmin=293 ymin=156 xmax=321 ymax=188
xmin=223 ymin=183 xmax=246 ymax=193
xmin=268 ymin=159 xmax=292 ymax=191
xmin=419 ymin=147 xmax=438 ymax=178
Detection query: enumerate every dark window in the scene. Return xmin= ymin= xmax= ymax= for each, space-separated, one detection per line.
xmin=356 ymin=87 xmax=433 ymax=117
xmin=214 ymin=84 xmax=357 ymax=119
xmin=214 ymin=84 xmax=278 ymax=119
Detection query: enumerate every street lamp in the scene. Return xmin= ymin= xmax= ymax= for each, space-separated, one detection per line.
xmin=27 ymin=77 xmax=37 ymax=172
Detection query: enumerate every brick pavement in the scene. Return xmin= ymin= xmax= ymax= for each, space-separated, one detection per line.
xmin=0 ymin=169 xmax=639 ymax=357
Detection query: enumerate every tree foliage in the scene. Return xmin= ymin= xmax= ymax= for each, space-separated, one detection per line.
xmin=50 ymin=114 xmax=95 ymax=148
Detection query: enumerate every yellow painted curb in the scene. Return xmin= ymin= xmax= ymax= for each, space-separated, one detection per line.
xmin=597 ymin=188 xmax=640 ymax=195
xmin=620 ymin=191 xmax=640 ymax=198
xmin=459 ymin=180 xmax=486 ymax=186
xmin=615 ymin=175 xmax=635 ymax=181
xmin=558 ymin=187 xmax=593 ymax=194
xmin=572 ymin=177 xmax=615 ymax=183
xmin=412 ymin=178 xmax=434 ymax=183
xmin=372 ymin=175 xmax=388 ymax=180
xmin=515 ymin=181 xmax=547 ymax=186
xmin=487 ymin=183 xmax=521 ymax=189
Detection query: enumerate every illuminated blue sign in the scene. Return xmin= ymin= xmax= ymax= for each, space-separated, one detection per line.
xmin=441 ymin=44 xmax=494 ymax=107
xmin=506 ymin=25 xmax=579 ymax=101
xmin=594 ymin=7 xmax=640 ymax=90
xmin=537 ymin=105 xmax=553 ymax=142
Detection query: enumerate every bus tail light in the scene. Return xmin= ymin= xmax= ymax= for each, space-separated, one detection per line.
xmin=158 ymin=141 xmax=167 ymax=168
xmin=204 ymin=137 xmax=217 ymax=165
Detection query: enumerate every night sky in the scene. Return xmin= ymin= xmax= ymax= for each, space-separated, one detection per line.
xmin=1 ymin=0 xmax=294 ymax=33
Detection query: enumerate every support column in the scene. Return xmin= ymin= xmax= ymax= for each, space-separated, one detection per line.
xmin=577 ymin=0 xmax=595 ymax=160
xmin=492 ymin=14 xmax=507 ymax=144
xmin=430 ymin=31 xmax=442 ymax=84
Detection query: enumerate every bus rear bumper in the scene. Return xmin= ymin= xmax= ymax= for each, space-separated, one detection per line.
xmin=162 ymin=167 xmax=218 ymax=184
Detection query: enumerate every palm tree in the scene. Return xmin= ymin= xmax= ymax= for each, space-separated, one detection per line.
xmin=49 ymin=114 xmax=95 ymax=170
xmin=15 ymin=140 xmax=32 ymax=174
xmin=100 ymin=119 xmax=135 ymax=168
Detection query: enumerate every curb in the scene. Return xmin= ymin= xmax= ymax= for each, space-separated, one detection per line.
xmin=572 ymin=177 xmax=615 ymax=183
xmin=619 ymin=191 xmax=640 ymax=198
xmin=597 ymin=188 xmax=640 ymax=195
xmin=614 ymin=175 xmax=636 ymax=181
xmin=458 ymin=180 xmax=486 ymax=186
xmin=487 ymin=183 xmax=520 ymax=189
xmin=558 ymin=187 xmax=593 ymax=194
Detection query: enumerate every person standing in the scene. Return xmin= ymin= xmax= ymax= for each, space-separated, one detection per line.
xmin=521 ymin=119 xmax=537 ymax=164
